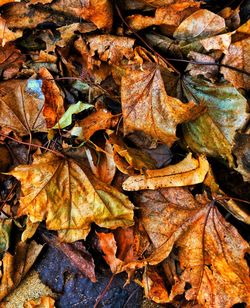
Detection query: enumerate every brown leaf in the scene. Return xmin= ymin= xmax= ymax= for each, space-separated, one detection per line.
xmin=0 ymin=43 xmax=24 ymax=80
xmin=140 ymin=266 xmax=169 ymax=304
xmin=0 ymin=79 xmax=47 ymax=136
xmin=87 ymin=35 xmax=135 ymax=64
xmin=221 ymin=37 xmax=250 ymax=90
xmin=0 ymin=241 xmax=43 ymax=301
xmin=174 ymin=9 xmax=226 ymax=41
xmin=123 ymin=153 xmax=209 ymax=191
xmin=199 ymin=33 xmax=232 ymax=54
xmin=126 ymin=1 xmax=200 ymax=33
xmin=78 ymin=108 xmax=119 ymax=140
xmin=39 ymin=67 xmax=65 ymax=128
xmin=233 ymin=133 xmax=250 ymax=182
xmin=10 ymin=152 xmax=134 ymax=242
xmin=121 ymin=63 xmax=205 ymax=147
xmin=43 ymin=233 xmax=96 ymax=282
xmin=24 ymin=295 xmax=55 ymax=308
xmin=0 ymin=16 xmax=22 ymax=46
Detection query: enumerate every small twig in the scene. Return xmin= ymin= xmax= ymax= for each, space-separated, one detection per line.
xmin=0 ymin=132 xmax=65 ymax=158
xmin=94 ymin=274 xmax=115 ymax=308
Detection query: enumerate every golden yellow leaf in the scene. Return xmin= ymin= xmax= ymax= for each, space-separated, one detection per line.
xmin=10 ymin=152 xmax=134 ymax=242
xmin=122 ymin=153 xmax=209 ymax=191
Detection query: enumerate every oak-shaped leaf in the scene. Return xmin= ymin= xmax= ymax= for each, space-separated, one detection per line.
xmin=10 ymin=152 xmax=134 ymax=242
xmin=182 ymin=76 xmax=249 ymax=166
xmin=132 ymin=188 xmax=250 ymax=307
xmin=121 ymin=63 xmax=205 ymax=147
xmin=123 ymin=153 xmax=209 ymax=191
xmin=0 ymin=79 xmax=47 ymax=136
xmin=0 ymin=241 xmax=43 ymax=302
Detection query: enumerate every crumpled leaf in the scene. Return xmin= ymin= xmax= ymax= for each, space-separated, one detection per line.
xmin=126 ymin=1 xmax=200 ymax=33
xmin=39 ymin=67 xmax=65 ymax=128
xmin=87 ymin=35 xmax=135 ymax=64
xmin=221 ymin=37 xmax=250 ymax=90
xmin=132 ymin=188 xmax=250 ymax=307
xmin=24 ymin=295 xmax=55 ymax=308
xmin=0 ymin=241 xmax=43 ymax=302
xmin=123 ymin=153 xmax=209 ymax=191
xmin=121 ymin=63 xmax=205 ymax=147
xmin=0 ymin=79 xmax=47 ymax=136
xmin=174 ymin=9 xmax=226 ymax=41
xmin=200 ymin=33 xmax=232 ymax=54
xmin=182 ymin=77 xmax=249 ymax=166
xmin=10 ymin=152 xmax=134 ymax=242
xmin=53 ymin=101 xmax=93 ymax=129
xmin=77 ymin=107 xmax=119 ymax=140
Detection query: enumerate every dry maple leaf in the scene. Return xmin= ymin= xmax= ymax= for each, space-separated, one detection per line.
xmin=121 ymin=63 xmax=205 ymax=147
xmin=10 ymin=152 xmax=134 ymax=242
xmin=39 ymin=67 xmax=65 ymax=128
xmin=0 ymin=241 xmax=43 ymax=302
xmin=0 ymin=79 xmax=47 ymax=136
xmin=123 ymin=153 xmax=209 ymax=191
xmin=126 ymin=1 xmax=200 ymax=33
xmin=131 ymin=188 xmax=250 ymax=307
xmin=221 ymin=37 xmax=250 ymax=90
xmin=87 ymin=34 xmax=135 ymax=64
xmin=174 ymin=9 xmax=226 ymax=41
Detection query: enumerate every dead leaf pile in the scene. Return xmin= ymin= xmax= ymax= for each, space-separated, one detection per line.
xmin=0 ymin=0 xmax=249 ymax=306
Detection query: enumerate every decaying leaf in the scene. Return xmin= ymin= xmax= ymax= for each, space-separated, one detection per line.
xmin=126 ymin=1 xmax=200 ymax=33
xmin=130 ymin=188 xmax=250 ymax=307
xmin=0 ymin=79 xmax=47 ymax=136
xmin=233 ymin=133 xmax=250 ymax=182
xmin=0 ymin=219 xmax=12 ymax=254
xmin=0 ymin=16 xmax=22 ymax=46
xmin=87 ymin=35 xmax=135 ymax=64
xmin=0 ymin=241 xmax=43 ymax=302
xmin=39 ymin=67 xmax=65 ymax=128
xmin=182 ymin=76 xmax=249 ymax=165
xmin=123 ymin=153 xmax=209 ymax=191
xmin=221 ymin=37 xmax=250 ymax=90
xmin=121 ymin=63 xmax=205 ymax=147
xmin=174 ymin=9 xmax=226 ymax=41
xmin=10 ymin=152 xmax=134 ymax=242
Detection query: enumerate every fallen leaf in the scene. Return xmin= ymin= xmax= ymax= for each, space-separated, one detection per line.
xmin=174 ymin=9 xmax=226 ymax=41
xmin=0 ymin=241 xmax=43 ymax=302
xmin=85 ymin=141 xmax=116 ymax=184
xmin=0 ymin=43 xmax=24 ymax=80
xmin=121 ymin=63 xmax=205 ymax=147
xmin=53 ymin=101 xmax=93 ymax=129
xmin=182 ymin=76 xmax=249 ymax=165
xmin=123 ymin=153 xmax=209 ymax=191
xmin=39 ymin=67 xmax=65 ymax=128
xmin=0 ymin=16 xmax=22 ymax=46
xmin=221 ymin=37 xmax=250 ymax=90
xmin=78 ymin=108 xmax=119 ymax=140
xmin=10 ymin=152 xmax=134 ymax=242
xmin=131 ymin=188 xmax=250 ymax=307
xmin=42 ymin=233 xmax=96 ymax=282
xmin=24 ymin=295 xmax=55 ymax=308
xmin=0 ymin=0 xmax=19 ymax=5
xmin=87 ymin=35 xmax=135 ymax=64
xmin=139 ymin=266 xmax=169 ymax=304
xmin=200 ymin=33 xmax=232 ymax=54
xmin=126 ymin=1 xmax=200 ymax=33
xmin=0 ymin=79 xmax=47 ymax=136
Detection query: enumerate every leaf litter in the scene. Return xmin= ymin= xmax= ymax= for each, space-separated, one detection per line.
xmin=0 ymin=0 xmax=249 ymax=307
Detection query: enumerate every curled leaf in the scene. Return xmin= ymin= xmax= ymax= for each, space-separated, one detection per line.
xmin=123 ymin=153 xmax=209 ymax=191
